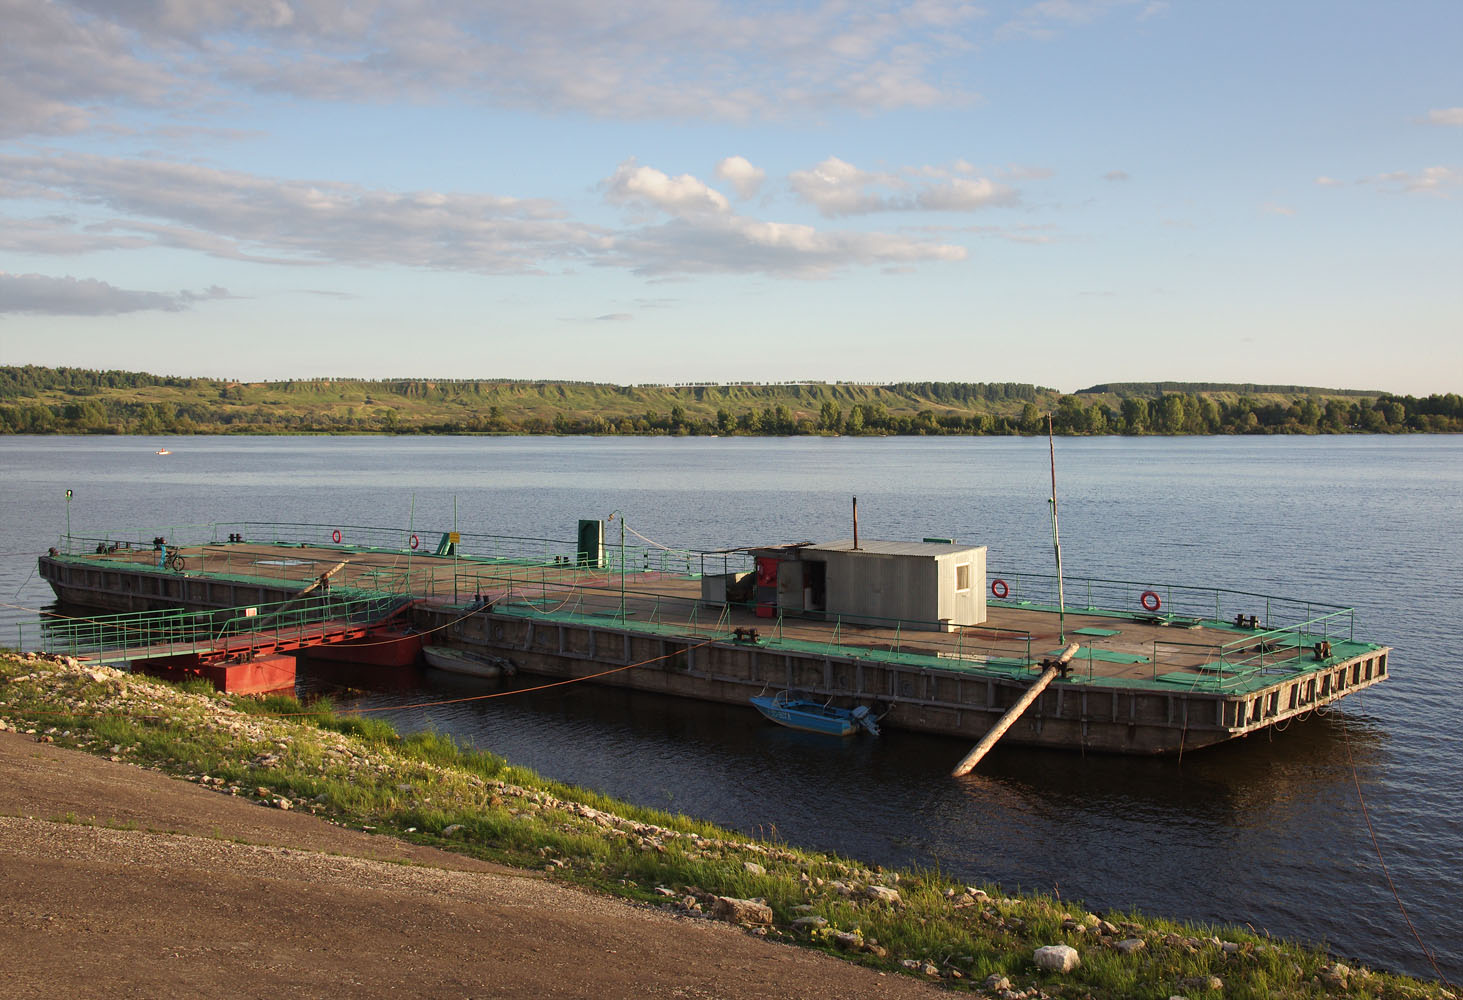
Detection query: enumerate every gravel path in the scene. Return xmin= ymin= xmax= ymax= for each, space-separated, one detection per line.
xmin=0 ymin=730 xmax=940 ymax=999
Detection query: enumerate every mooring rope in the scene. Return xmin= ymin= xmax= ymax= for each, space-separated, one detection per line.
xmin=314 ymin=637 xmax=721 ymax=717
xmin=1340 ymin=709 xmax=1454 ymax=990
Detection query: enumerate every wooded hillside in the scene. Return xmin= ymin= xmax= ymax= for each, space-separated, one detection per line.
xmin=2 ymin=367 xmax=1458 ymax=435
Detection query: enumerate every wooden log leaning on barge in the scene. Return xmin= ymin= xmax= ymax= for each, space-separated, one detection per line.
xmin=951 ymin=642 xmax=1080 ymax=776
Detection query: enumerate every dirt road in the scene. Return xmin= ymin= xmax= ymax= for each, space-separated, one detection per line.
xmin=0 ymin=730 xmax=940 ymax=999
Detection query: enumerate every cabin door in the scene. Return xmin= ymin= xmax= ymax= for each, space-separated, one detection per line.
xmin=804 ymin=559 xmax=827 ymax=616
xmin=777 ymin=560 xmax=804 ymax=613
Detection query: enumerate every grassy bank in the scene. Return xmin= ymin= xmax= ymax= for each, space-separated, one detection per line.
xmin=0 ymin=651 xmax=1450 ymax=999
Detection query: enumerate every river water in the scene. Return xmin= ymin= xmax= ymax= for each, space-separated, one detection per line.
xmin=2 ymin=434 xmax=1459 ymax=983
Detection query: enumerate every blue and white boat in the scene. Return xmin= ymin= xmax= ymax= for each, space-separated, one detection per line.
xmin=749 ymin=689 xmax=881 ymax=737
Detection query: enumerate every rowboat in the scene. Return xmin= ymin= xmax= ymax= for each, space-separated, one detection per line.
xmin=749 ymin=689 xmax=880 ymax=737
xmin=423 ymin=644 xmax=516 ymax=680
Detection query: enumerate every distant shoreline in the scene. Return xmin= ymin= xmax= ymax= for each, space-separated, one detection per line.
xmin=4 ymin=365 xmax=1460 ymax=435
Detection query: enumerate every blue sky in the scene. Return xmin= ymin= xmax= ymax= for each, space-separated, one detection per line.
xmin=1 ymin=0 xmax=1459 ymax=393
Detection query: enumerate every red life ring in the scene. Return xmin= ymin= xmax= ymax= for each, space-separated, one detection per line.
xmin=331 ymin=529 xmax=342 ymax=544
xmin=991 ymin=578 xmax=1009 ymax=599
xmin=410 ymin=534 xmax=419 ymax=550
xmin=1140 ymin=590 xmax=1161 ymax=612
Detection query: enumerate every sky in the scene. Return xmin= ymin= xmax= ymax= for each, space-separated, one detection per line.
xmin=0 ymin=0 xmax=1459 ymax=394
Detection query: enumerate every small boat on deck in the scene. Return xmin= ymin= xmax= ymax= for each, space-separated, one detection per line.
xmin=423 ymin=644 xmax=517 ymax=680
xmin=750 ymin=689 xmax=880 ymax=737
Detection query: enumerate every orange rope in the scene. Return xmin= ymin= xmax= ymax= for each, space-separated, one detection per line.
xmin=317 ymin=637 xmax=718 ymax=716
xmin=1341 ymin=714 xmax=1454 ymax=990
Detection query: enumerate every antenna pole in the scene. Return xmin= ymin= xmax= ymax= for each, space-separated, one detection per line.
xmin=852 ymin=496 xmax=859 ymax=550
xmin=1048 ymin=414 xmax=1066 ymax=643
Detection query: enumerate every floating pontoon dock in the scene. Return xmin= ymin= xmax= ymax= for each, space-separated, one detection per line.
xmin=35 ymin=521 xmax=1390 ymax=755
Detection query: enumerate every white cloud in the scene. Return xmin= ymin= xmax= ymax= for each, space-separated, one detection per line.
xmin=920 ymin=222 xmax=1061 ymax=245
xmin=5 ymin=0 xmax=995 ymax=137
xmin=715 ymin=156 xmax=766 ymax=199
xmin=1 ymin=151 xmax=968 ymax=281
xmin=789 ymin=156 xmax=1018 ymax=216
xmin=604 ymin=159 xmax=730 ymax=216
xmin=1314 ymin=176 xmax=1345 ymax=187
xmin=1365 ymin=166 xmax=1463 ymax=196
xmin=1001 ymin=0 xmax=1147 ymax=39
xmin=1261 ymin=202 xmax=1296 ymax=216
xmin=0 ymin=271 xmax=230 ymax=315
xmin=600 ymin=215 xmax=966 ymax=279
xmin=1103 ymin=170 xmax=1130 ymax=182
xmin=1426 ymin=107 xmax=1463 ymax=126
xmin=0 ymin=151 xmax=594 ymax=273
xmin=788 ymin=157 xmax=897 ymax=216
xmin=917 ymin=177 xmax=1019 ymax=210
xmin=562 ymin=312 xmax=634 ymax=323
xmin=0 ymin=0 xmax=177 ymax=138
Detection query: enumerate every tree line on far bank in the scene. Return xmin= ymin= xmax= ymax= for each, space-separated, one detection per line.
xmin=0 ymin=365 xmax=1459 ymax=435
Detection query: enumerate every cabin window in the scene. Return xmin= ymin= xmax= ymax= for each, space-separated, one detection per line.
xmin=955 ymin=563 xmax=971 ymax=591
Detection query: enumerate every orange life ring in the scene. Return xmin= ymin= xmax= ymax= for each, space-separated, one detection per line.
xmin=410 ymin=534 xmax=419 ymax=550
xmin=1140 ymin=590 xmax=1161 ymax=612
xmin=991 ymin=578 xmax=1009 ymax=599
xmin=331 ymin=529 xmax=342 ymax=544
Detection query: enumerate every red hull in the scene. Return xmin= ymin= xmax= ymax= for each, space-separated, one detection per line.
xmin=134 ymin=651 xmax=296 ymax=695
xmin=303 ymin=628 xmax=423 ymax=667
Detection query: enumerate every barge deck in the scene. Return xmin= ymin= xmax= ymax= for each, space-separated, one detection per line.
xmin=35 ymin=522 xmax=1390 ymax=755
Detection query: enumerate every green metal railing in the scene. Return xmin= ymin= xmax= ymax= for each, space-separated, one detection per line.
xmin=36 ymin=523 xmax=1380 ymax=695
xmin=30 ymin=591 xmax=407 ymax=664
xmin=54 ymin=521 xmax=712 ymax=582
xmin=987 ymin=569 xmax=1356 ymax=637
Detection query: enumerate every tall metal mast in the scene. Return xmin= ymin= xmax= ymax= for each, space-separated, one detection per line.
xmin=1048 ymin=414 xmax=1066 ymax=643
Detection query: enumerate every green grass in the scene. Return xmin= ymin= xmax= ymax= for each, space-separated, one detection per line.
xmin=0 ymin=651 xmax=1452 ymax=998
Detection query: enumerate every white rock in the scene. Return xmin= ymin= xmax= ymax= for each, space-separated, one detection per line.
xmin=743 ymin=861 xmax=766 ymax=876
xmin=711 ymin=896 xmax=772 ymax=926
xmin=865 ymin=884 xmax=902 ymax=905
xmin=791 ymin=916 xmax=827 ymax=930
xmin=1114 ymin=938 xmax=1146 ymax=955
xmin=1033 ymin=944 xmax=1081 ymax=973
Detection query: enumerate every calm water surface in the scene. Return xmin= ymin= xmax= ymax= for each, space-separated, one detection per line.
xmin=2 ymin=434 xmax=1459 ymax=983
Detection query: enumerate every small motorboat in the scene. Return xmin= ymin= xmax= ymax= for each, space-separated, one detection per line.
xmin=422 ymin=644 xmax=517 ymax=680
xmin=155 ymin=448 xmax=171 ymax=455
xmin=749 ymin=689 xmax=880 ymax=737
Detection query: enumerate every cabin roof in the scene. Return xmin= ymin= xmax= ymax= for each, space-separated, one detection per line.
xmin=803 ymin=539 xmax=984 ymax=558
